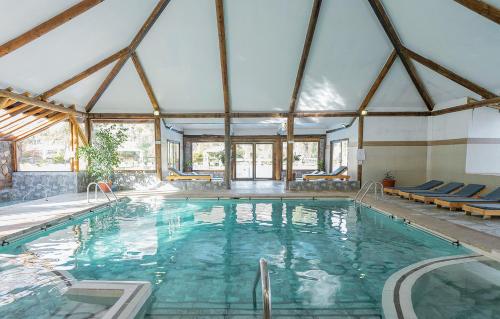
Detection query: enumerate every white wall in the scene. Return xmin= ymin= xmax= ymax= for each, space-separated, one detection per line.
xmin=466 ymin=108 xmax=500 ymax=175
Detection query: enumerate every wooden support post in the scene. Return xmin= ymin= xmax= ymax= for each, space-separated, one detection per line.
xmin=154 ymin=117 xmax=162 ymax=181
xmin=85 ymin=118 xmax=92 ymax=144
xmin=357 ymin=116 xmax=365 ymax=185
xmin=286 ymin=114 xmax=294 ymax=189
xmin=224 ymin=113 xmax=231 ymax=190
xmin=70 ymin=120 xmax=79 ymax=172
xmin=275 ymin=138 xmax=282 ymax=181
xmin=11 ymin=142 xmax=17 ymax=173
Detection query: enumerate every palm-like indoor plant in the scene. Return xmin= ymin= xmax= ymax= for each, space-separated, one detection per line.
xmin=382 ymin=171 xmax=396 ymax=188
xmin=78 ymin=125 xmax=127 ymax=192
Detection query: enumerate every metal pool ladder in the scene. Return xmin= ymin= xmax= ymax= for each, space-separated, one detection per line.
xmin=354 ymin=180 xmax=384 ymax=208
xmin=252 ymin=258 xmax=272 ymax=319
xmin=87 ymin=182 xmax=118 ymax=203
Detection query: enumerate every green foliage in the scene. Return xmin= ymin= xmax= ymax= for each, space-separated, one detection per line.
xmin=384 ymin=171 xmax=395 ymax=180
xmin=318 ymin=160 xmax=325 ymax=171
xmin=78 ymin=125 xmax=128 ymax=182
xmin=52 ymin=152 xmax=66 ymax=164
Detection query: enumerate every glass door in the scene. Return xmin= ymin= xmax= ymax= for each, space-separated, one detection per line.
xmin=235 ymin=144 xmax=254 ymax=179
xmin=255 ymin=143 xmax=273 ymax=179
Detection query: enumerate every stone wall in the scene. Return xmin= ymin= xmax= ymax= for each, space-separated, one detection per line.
xmin=288 ymin=180 xmax=360 ymax=192
xmin=11 ymin=171 xmax=78 ymax=200
xmin=166 ymin=180 xmax=226 ymax=191
xmin=0 ymin=142 xmax=12 ymax=189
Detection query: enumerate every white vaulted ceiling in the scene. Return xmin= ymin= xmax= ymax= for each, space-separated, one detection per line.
xmin=0 ymin=0 xmax=498 ymax=119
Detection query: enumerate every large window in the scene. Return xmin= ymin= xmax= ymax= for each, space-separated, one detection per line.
xmin=192 ymin=142 xmax=225 ymax=171
xmin=92 ymin=122 xmax=155 ymax=170
xmin=167 ymin=141 xmax=180 ymax=170
xmin=282 ymin=141 xmax=319 ymax=171
xmin=17 ymin=121 xmax=72 ymax=171
xmin=330 ymin=139 xmax=348 ymax=172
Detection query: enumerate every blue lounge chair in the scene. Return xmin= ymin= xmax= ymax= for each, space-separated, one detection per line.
xmin=463 ymin=203 xmax=500 ymax=219
xmin=435 ymin=187 xmax=500 ymax=210
xmin=384 ymin=180 xmax=443 ymax=195
xmin=412 ymin=184 xmax=485 ymax=204
xmin=399 ymin=182 xmax=464 ymax=199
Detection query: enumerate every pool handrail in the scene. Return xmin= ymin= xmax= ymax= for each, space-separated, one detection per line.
xmin=252 ymin=258 xmax=272 ymax=319
xmin=87 ymin=182 xmax=118 ymax=203
xmin=354 ymin=180 xmax=384 ymax=208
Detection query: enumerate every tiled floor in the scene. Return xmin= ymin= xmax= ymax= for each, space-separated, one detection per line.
xmin=0 ymin=193 xmax=112 ymax=240
xmin=364 ymin=195 xmax=500 ymax=254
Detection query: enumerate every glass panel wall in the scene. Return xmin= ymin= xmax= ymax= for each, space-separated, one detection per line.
xmin=330 ymin=139 xmax=348 ymax=172
xmin=167 ymin=141 xmax=180 ymax=170
xmin=282 ymin=141 xmax=319 ymax=171
xmin=192 ymin=142 xmax=225 ymax=171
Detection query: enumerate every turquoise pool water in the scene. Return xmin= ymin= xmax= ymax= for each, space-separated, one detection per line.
xmin=0 ymin=198 xmax=469 ymax=318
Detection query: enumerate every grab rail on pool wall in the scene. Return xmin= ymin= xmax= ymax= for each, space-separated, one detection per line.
xmin=86 ymin=182 xmax=118 ymax=204
xmin=252 ymin=258 xmax=272 ymax=319
xmin=354 ymin=180 xmax=384 ymax=208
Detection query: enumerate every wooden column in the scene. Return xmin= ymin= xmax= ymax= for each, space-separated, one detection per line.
xmin=357 ymin=116 xmax=365 ymax=184
xmin=286 ymin=114 xmax=294 ymax=188
xmin=154 ymin=117 xmax=162 ymax=181
xmin=85 ymin=118 xmax=92 ymax=144
xmin=224 ymin=113 xmax=231 ymax=190
xmin=70 ymin=120 xmax=79 ymax=172
xmin=11 ymin=142 xmax=17 ymax=172
xmin=274 ymin=138 xmax=282 ymax=181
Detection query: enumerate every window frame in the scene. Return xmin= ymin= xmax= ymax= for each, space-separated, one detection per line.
xmin=330 ymin=138 xmax=348 ymax=173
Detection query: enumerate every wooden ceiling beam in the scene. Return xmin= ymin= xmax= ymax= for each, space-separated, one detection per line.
xmin=0 ymin=104 xmax=30 ymax=121
xmin=131 ymin=52 xmax=160 ymax=112
xmin=69 ymin=116 xmax=89 ymax=145
xmin=358 ymin=50 xmax=397 ymax=113
xmin=85 ymin=0 xmax=172 ymax=113
xmin=368 ymin=0 xmax=434 ymax=111
xmin=405 ymin=48 xmax=497 ymax=99
xmin=0 ymin=107 xmax=42 ymax=129
xmin=454 ymin=0 xmax=500 ymax=24
xmin=432 ymin=96 xmax=500 ymax=115
xmin=0 ymin=89 xmax=83 ymax=116
xmin=215 ymin=0 xmax=231 ymax=115
xmin=0 ymin=110 xmax=54 ymax=138
xmin=12 ymin=113 xmax=69 ymax=142
xmin=41 ymin=47 xmax=128 ymax=99
xmin=289 ymin=0 xmax=322 ymax=113
xmin=0 ymin=0 xmax=104 ymax=57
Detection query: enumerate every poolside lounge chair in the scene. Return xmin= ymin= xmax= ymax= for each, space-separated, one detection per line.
xmin=412 ymin=184 xmax=485 ymax=204
xmin=434 ymin=187 xmax=500 ymax=211
xmin=302 ymin=166 xmax=350 ymax=181
xmin=167 ymin=167 xmax=212 ymax=181
xmin=399 ymin=182 xmax=464 ymax=199
xmin=463 ymin=203 xmax=500 ymax=219
xmin=384 ymin=180 xmax=443 ymax=195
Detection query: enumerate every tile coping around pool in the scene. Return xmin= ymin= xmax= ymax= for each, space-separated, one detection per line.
xmin=0 ymin=199 xmax=116 ymax=245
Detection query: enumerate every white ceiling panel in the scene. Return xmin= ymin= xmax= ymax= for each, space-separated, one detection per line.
xmin=382 ymin=0 xmax=500 ymax=95
xmin=297 ymin=0 xmax=392 ymax=112
xmin=92 ymin=60 xmax=152 ymax=113
xmin=0 ymin=0 xmax=80 ymax=44
xmin=367 ymin=59 xmax=426 ymax=111
xmin=414 ymin=63 xmax=481 ymax=104
xmin=0 ymin=0 xmax=157 ymax=95
xmin=137 ymin=0 xmax=223 ymax=113
xmin=51 ymin=62 xmax=117 ymax=112
xmin=226 ymin=0 xmax=313 ymax=112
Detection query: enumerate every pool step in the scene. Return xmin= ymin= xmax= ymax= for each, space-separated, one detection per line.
xmin=145 ymin=305 xmax=382 ymax=318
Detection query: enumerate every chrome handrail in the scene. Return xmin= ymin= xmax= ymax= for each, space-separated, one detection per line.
xmin=252 ymin=258 xmax=272 ymax=319
xmin=23 ymin=183 xmax=49 ymax=201
xmin=87 ymin=182 xmax=118 ymax=203
xmin=354 ymin=180 xmax=384 ymax=209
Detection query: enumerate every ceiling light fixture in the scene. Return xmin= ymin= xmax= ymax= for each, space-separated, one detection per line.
xmin=153 ymin=110 xmax=160 ymax=116
xmin=361 ymin=110 xmax=368 ymax=116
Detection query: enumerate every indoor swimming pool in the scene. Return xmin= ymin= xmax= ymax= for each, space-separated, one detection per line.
xmin=0 ymin=198 xmax=497 ymax=318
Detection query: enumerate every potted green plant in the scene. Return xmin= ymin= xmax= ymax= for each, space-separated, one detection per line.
xmin=78 ymin=125 xmax=127 ymax=192
xmin=382 ymin=171 xmax=396 ymax=188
